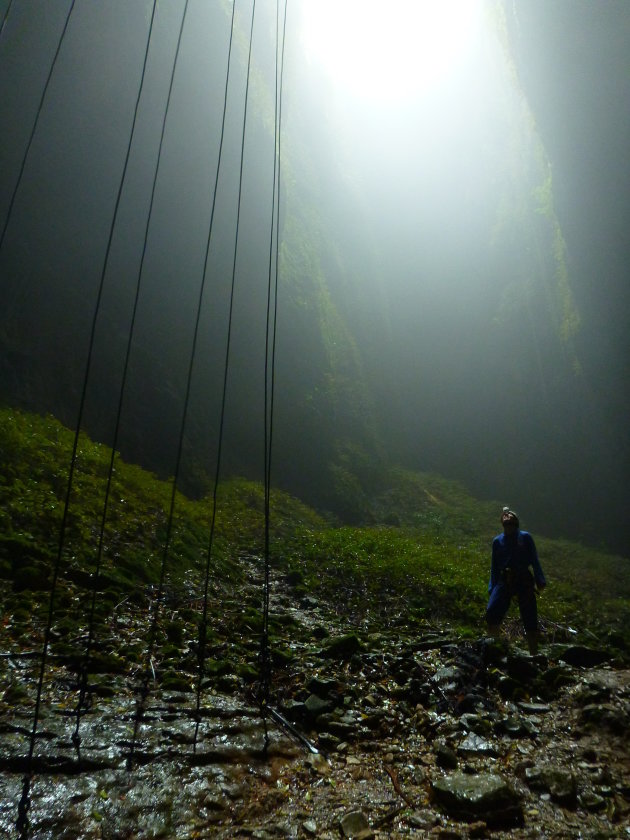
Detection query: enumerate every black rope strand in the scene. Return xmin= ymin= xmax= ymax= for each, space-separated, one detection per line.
xmin=270 ymin=3 xmax=288 ymax=485
xmin=124 ymin=0 xmax=192 ymax=771
xmin=189 ymin=2 xmax=236 ymax=752
xmin=259 ymin=0 xmax=280 ymax=728
xmin=15 ymin=4 xmax=158 ymax=837
xmin=193 ymin=0 xmax=258 ymax=753
xmin=259 ymin=0 xmax=288 ymax=753
xmin=69 ymin=1 xmax=162 ymax=763
xmin=0 ymin=0 xmax=14 ymax=39
xmin=0 ymin=0 xmax=76 ymax=256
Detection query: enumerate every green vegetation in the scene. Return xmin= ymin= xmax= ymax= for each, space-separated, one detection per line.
xmin=1 ymin=407 xmax=629 ymax=663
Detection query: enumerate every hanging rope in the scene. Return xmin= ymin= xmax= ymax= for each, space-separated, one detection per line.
xmin=193 ymin=0 xmax=258 ymax=752
xmin=259 ymin=0 xmax=289 ymax=755
xmin=13 ymin=3 xmax=291 ymax=832
xmin=127 ymin=0 xmax=248 ymax=768
xmin=0 ymin=0 xmax=14 ymax=40
xmin=181 ymin=0 xmax=239 ymax=741
xmin=0 ymin=0 xmax=76 ymax=256
xmin=15 ymin=4 xmax=159 ymax=837
xmin=124 ymin=0 xmax=193 ymax=771
xmin=67 ymin=0 xmax=162 ymax=764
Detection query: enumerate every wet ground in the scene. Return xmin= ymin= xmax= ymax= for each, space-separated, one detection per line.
xmin=1 ymin=555 xmax=629 ymax=839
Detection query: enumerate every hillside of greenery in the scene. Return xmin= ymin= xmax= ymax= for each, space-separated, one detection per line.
xmin=1 ymin=406 xmax=629 ymax=660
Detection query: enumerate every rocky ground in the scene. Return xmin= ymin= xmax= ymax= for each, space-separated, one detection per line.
xmin=1 ymin=554 xmax=629 ymax=839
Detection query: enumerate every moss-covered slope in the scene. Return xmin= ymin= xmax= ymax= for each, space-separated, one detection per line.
xmin=1 ymin=407 xmax=628 ymax=653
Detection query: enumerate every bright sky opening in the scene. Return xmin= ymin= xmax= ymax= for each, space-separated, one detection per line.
xmin=300 ymin=0 xmax=483 ymax=102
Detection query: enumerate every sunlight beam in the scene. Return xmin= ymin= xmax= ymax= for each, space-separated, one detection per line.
xmin=301 ymin=0 xmax=483 ymax=102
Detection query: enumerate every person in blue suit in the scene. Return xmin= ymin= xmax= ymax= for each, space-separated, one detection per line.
xmin=486 ymin=506 xmax=546 ymax=654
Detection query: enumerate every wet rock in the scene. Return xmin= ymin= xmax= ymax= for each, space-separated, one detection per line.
xmin=454 ymin=692 xmax=484 ymax=713
xmin=221 ymin=781 xmax=245 ymax=800
xmin=524 ymin=764 xmax=578 ymax=807
xmin=416 ymin=634 xmax=459 ymax=651
xmin=431 ymin=771 xmax=523 ymax=826
xmin=551 ymin=644 xmax=610 ymax=667
xmin=457 ymin=732 xmax=499 ymax=757
xmin=328 ymin=720 xmax=359 ymax=740
xmin=361 ymin=710 xmax=386 ymax=731
xmin=161 ymin=673 xmax=193 ymax=693
xmin=497 ymin=675 xmax=522 ymax=700
xmin=495 ymin=714 xmax=536 ymax=738
xmin=305 ymin=694 xmax=333 ymax=718
xmin=518 ymin=701 xmax=550 ymax=714
xmin=505 ymin=650 xmax=539 ymax=682
xmin=281 ymin=699 xmax=307 ymax=722
xmin=320 ymin=633 xmax=363 ymax=660
xmin=434 ymin=665 xmax=460 ymax=684
xmin=578 ymin=703 xmax=630 ymax=735
xmin=250 ymin=827 xmax=288 ymax=839
xmin=305 ymin=753 xmax=331 ymax=776
xmin=306 ymin=676 xmax=337 ymax=698
xmin=270 ymin=648 xmax=295 ymax=669
xmin=311 ymin=623 xmax=329 ymax=639
xmin=391 ymin=653 xmax=415 ymax=684
xmin=302 ymin=818 xmax=317 ymax=835
xmin=578 ymin=790 xmax=607 ymax=812
xmin=317 ymin=731 xmax=340 ymax=750
xmin=339 ymin=809 xmax=372 ymax=838
xmin=216 ymin=673 xmax=240 ymax=692
xmin=434 ymin=740 xmax=458 ymax=769
xmin=539 ymin=664 xmax=575 ymax=692
xmin=479 ymin=637 xmax=510 ymax=665
xmin=202 ymin=793 xmax=229 ymax=811
xmin=575 ymin=681 xmax=612 ymax=704
xmin=300 ymin=596 xmax=320 ymax=611
xmin=459 ymin=713 xmax=493 ymax=737
xmin=398 ymin=679 xmax=431 ymax=705
xmin=317 ymin=709 xmax=361 ymax=740
xmin=407 ymin=811 xmax=439 ymax=830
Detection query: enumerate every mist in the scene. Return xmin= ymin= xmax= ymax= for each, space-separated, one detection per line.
xmin=0 ymin=0 xmax=628 ymax=555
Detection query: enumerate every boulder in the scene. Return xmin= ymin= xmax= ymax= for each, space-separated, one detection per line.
xmin=431 ymin=772 xmax=523 ymax=826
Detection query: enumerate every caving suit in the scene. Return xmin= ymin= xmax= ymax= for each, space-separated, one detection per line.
xmin=485 ymin=529 xmax=546 ymax=632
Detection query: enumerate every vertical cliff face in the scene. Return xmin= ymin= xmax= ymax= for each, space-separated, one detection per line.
xmin=499 ymin=0 xmax=630 ymax=548
xmin=273 ymin=1 xmax=586 ymax=531
xmin=0 ymin=0 xmax=385 ymax=518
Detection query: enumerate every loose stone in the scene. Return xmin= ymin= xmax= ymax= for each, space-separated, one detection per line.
xmin=431 ymin=771 xmax=523 ymax=826
xmin=339 ymin=809 xmax=373 ymax=838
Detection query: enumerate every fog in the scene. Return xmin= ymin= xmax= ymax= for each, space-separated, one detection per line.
xmin=0 ymin=0 xmax=628 ymax=554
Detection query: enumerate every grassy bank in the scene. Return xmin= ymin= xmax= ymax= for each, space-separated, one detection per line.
xmin=1 ymin=407 xmax=628 ymax=649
